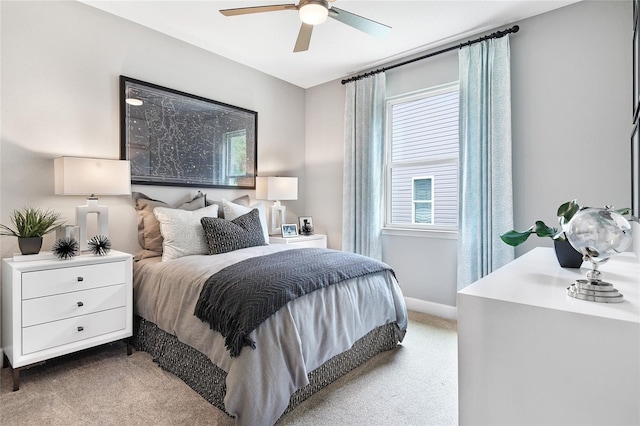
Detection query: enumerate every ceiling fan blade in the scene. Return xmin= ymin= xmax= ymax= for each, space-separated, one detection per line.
xmin=220 ymin=4 xmax=297 ymax=16
xmin=294 ymin=23 xmax=313 ymax=52
xmin=328 ymin=7 xmax=391 ymax=38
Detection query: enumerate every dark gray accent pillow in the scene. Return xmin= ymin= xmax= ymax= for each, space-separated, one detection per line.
xmin=201 ymin=209 xmax=266 ymax=255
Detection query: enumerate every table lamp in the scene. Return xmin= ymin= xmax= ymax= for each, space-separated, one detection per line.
xmin=54 ymin=157 xmax=131 ymax=251
xmin=256 ymin=176 xmax=298 ymax=235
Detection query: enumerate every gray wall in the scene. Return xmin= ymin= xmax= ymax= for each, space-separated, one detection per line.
xmin=304 ymin=79 xmax=346 ymax=248
xmin=305 ymin=0 xmax=633 ymax=309
xmin=0 ymin=1 xmax=306 ymax=259
xmin=511 ymin=1 xmax=630 ymax=255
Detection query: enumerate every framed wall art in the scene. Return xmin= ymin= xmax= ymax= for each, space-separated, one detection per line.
xmin=632 ymin=123 xmax=639 ymax=220
xmin=120 ymin=76 xmax=257 ymax=188
xmin=634 ymin=12 xmax=640 ymax=121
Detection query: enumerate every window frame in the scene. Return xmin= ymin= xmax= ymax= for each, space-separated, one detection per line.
xmin=384 ymin=82 xmax=459 ymax=232
xmin=223 ymin=129 xmax=248 ymax=179
xmin=412 ymin=176 xmax=434 ymax=224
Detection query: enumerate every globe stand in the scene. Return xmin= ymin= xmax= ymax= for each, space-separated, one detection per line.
xmin=567 ymin=256 xmax=624 ymax=303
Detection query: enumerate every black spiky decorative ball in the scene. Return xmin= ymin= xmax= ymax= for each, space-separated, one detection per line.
xmin=52 ymin=237 xmax=79 ymax=260
xmin=88 ymin=235 xmax=111 ymax=256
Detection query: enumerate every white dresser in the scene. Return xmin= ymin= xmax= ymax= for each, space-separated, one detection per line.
xmin=269 ymin=233 xmax=327 ymax=248
xmin=457 ymin=247 xmax=639 ymax=425
xmin=1 ymin=250 xmax=133 ymax=390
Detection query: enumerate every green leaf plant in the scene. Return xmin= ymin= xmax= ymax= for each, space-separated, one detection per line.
xmin=500 ymin=200 xmax=585 ymax=247
xmin=0 ymin=207 xmax=64 ymax=238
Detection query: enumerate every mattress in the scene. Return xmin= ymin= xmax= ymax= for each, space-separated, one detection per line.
xmin=133 ymin=244 xmax=408 ymax=425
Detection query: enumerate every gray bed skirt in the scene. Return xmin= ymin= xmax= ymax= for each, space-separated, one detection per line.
xmin=131 ymin=316 xmax=404 ymax=420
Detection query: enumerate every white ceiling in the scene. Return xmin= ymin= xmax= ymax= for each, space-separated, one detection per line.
xmin=81 ymin=0 xmax=580 ymax=89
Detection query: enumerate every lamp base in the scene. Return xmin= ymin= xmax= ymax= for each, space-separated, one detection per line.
xmin=269 ymin=201 xmax=286 ymax=235
xmin=77 ymin=198 xmax=109 ymax=251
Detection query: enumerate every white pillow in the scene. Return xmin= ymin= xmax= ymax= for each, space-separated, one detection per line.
xmin=154 ymin=204 xmax=219 ymax=261
xmin=222 ymin=199 xmax=269 ymax=244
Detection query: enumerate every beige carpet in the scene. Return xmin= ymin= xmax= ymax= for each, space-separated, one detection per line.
xmin=0 ymin=311 xmax=458 ymax=425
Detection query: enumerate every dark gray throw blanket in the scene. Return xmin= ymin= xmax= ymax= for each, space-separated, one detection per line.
xmin=194 ymin=248 xmax=394 ymax=357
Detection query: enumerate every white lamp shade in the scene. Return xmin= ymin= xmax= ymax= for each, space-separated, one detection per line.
xmin=55 ymin=157 xmax=131 ymax=196
xmin=256 ymin=176 xmax=298 ymax=201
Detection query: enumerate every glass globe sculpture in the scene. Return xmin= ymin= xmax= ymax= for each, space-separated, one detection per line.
xmin=565 ymin=207 xmax=633 ymax=303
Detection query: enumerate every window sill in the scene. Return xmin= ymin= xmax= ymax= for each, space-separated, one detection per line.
xmin=382 ymin=227 xmax=458 ymax=240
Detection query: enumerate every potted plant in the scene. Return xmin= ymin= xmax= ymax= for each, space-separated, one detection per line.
xmin=0 ymin=207 xmax=65 ymax=255
xmin=500 ymin=200 xmax=631 ymax=267
xmin=500 ymin=200 xmax=585 ymax=267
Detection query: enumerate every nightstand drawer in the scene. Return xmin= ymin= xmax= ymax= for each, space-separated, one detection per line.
xmin=22 ymin=262 xmax=126 ymax=300
xmin=22 ymin=284 xmax=127 ymax=327
xmin=22 ymin=307 xmax=127 ymax=355
xmin=269 ymin=234 xmax=327 ymax=248
xmin=290 ymin=238 xmax=326 ymax=248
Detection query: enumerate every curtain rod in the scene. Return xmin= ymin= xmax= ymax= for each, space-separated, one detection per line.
xmin=341 ymin=25 xmax=520 ymax=85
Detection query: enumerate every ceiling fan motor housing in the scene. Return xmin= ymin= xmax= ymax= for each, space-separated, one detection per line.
xmin=298 ymin=0 xmax=329 ymax=25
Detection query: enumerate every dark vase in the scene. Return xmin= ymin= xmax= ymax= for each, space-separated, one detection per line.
xmin=553 ymin=239 xmax=583 ymax=268
xmin=18 ymin=237 xmax=43 ymax=255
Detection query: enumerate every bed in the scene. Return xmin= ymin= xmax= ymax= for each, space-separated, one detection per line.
xmin=129 ymin=193 xmax=408 ymax=425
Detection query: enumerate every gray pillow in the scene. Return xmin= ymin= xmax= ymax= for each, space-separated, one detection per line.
xmin=201 ymin=209 xmax=266 ymax=255
xmin=206 ymin=194 xmax=250 ymax=218
xmin=131 ymin=191 xmax=206 ymax=259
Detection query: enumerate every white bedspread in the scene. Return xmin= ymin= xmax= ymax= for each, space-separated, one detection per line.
xmin=133 ymin=245 xmax=408 ymax=426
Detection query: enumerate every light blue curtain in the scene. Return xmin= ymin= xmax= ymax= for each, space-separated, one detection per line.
xmin=342 ymin=73 xmax=386 ymax=260
xmin=457 ymin=36 xmax=514 ymax=290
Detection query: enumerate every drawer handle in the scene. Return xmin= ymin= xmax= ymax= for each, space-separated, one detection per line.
xmin=77 ymin=301 xmax=84 ymax=307
xmin=77 ymin=326 xmax=84 ymax=332
xmin=77 ymin=277 xmax=84 ymax=282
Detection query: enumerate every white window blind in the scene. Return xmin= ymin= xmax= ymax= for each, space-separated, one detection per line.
xmin=386 ymin=83 xmax=459 ymax=230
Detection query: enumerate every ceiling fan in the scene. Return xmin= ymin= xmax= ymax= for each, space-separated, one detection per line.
xmin=219 ymin=0 xmax=391 ymax=52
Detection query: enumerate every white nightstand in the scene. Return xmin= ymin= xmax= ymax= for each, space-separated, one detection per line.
xmin=269 ymin=234 xmax=327 ymax=248
xmin=1 ymin=250 xmax=133 ymax=391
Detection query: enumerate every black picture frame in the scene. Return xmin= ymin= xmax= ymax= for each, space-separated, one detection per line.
xmin=631 ymin=19 xmax=640 ymax=121
xmin=298 ymin=216 xmax=314 ymax=235
xmin=632 ymin=123 xmax=639 ymax=220
xmin=120 ymin=76 xmax=257 ymax=189
xmin=634 ymin=10 xmax=640 ymax=121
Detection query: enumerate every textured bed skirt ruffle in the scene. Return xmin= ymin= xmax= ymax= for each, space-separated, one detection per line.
xmin=131 ymin=316 xmax=404 ymax=419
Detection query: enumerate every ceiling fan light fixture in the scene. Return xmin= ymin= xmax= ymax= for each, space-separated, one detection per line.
xmin=299 ymin=1 xmax=328 ymax=25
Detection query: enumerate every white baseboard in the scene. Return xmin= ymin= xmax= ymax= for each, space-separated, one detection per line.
xmin=404 ymin=297 xmax=457 ymax=320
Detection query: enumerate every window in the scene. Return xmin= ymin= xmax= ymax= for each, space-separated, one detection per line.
xmin=412 ymin=176 xmax=434 ymax=224
xmin=385 ymin=83 xmax=459 ymax=230
xmin=223 ymin=130 xmax=248 ymax=178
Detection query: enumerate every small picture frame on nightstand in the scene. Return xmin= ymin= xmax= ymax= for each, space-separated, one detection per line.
xmin=298 ymin=216 xmax=314 ymax=235
xmin=281 ymin=224 xmax=298 ymax=238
